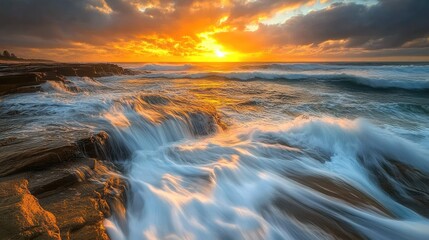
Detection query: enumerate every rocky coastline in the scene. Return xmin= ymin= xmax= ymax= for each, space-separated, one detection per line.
xmin=0 ymin=63 xmax=134 ymax=95
xmin=0 ymin=63 xmax=132 ymax=239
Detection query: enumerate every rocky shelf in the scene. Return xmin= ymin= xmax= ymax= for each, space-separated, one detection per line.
xmin=0 ymin=132 xmax=127 ymax=240
xmin=0 ymin=62 xmax=134 ymax=239
xmin=0 ymin=63 xmax=134 ymax=95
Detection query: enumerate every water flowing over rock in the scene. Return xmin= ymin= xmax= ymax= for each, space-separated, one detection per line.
xmin=1 ymin=62 xmax=429 ymax=240
xmin=0 ymin=63 xmax=134 ymax=95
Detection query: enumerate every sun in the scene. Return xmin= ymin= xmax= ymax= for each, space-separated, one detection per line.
xmin=215 ymin=49 xmax=226 ymax=58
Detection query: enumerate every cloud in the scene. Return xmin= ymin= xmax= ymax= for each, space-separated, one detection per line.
xmin=0 ymin=0 xmax=428 ymax=61
xmin=228 ymin=0 xmax=311 ymax=25
xmin=219 ymin=0 xmax=429 ymax=50
xmin=0 ymin=0 xmax=226 ymax=47
xmin=0 ymin=0 xmax=116 ymax=47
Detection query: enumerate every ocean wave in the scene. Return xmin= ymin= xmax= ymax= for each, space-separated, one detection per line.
xmin=133 ymin=63 xmax=194 ymax=71
xmin=106 ymin=116 xmax=429 ymax=239
xmin=41 ymin=77 xmax=107 ymax=94
xmin=242 ymin=63 xmax=429 ymax=72
xmin=140 ymin=71 xmax=429 ymax=90
xmin=350 ymin=76 xmax=429 ymax=90
xmin=253 ymin=117 xmax=429 ymax=173
xmin=42 ymin=80 xmax=81 ymax=94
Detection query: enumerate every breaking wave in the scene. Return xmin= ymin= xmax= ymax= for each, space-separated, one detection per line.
xmin=41 ymin=76 xmax=106 ymax=94
xmin=140 ymin=71 xmax=429 ymax=90
xmin=131 ymin=63 xmax=194 ymax=72
xmin=243 ymin=63 xmax=429 ymax=72
xmin=2 ymin=62 xmax=428 ymax=240
xmin=104 ymin=115 xmax=429 ymax=240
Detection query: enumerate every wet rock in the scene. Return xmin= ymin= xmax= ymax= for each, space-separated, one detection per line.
xmin=28 ymin=158 xmax=96 ymax=196
xmin=78 ymin=132 xmax=110 ymax=160
xmin=77 ymin=131 xmax=131 ymax=162
xmin=139 ymin=94 xmax=171 ymax=105
xmin=70 ymin=222 xmax=110 ymax=240
xmin=0 ymin=179 xmax=61 ymax=240
xmin=0 ymin=63 xmax=133 ymax=78
xmin=24 ymin=156 xmax=126 ymax=239
xmin=187 ymin=111 xmax=221 ymax=136
xmin=272 ymin=195 xmax=366 ymax=240
xmin=0 ymin=133 xmax=128 ymax=240
xmin=0 ymin=72 xmax=44 ymax=85
xmin=0 ymin=72 xmax=45 ymax=95
xmin=173 ymin=107 xmax=226 ymax=136
xmin=38 ymin=177 xmax=110 ymax=240
xmin=0 ymin=144 xmax=79 ymax=177
xmin=0 ymin=63 xmax=134 ymax=96
xmin=370 ymin=159 xmax=429 ymax=217
xmin=0 ymin=137 xmax=18 ymax=146
xmin=267 ymin=174 xmax=396 ymax=240
xmin=289 ymin=174 xmax=392 ymax=217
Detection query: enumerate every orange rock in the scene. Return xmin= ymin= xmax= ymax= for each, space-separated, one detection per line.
xmin=0 ymin=179 xmax=61 ymax=240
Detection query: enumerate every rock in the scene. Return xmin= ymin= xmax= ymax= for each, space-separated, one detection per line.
xmin=77 ymin=132 xmax=110 ymax=160
xmin=272 ymin=195 xmax=365 ymax=240
xmin=28 ymin=158 xmax=96 ymax=196
xmin=0 ymin=72 xmax=45 ymax=95
xmin=0 ymin=179 xmax=61 ymax=240
xmin=288 ymin=174 xmax=392 ymax=217
xmin=269 ymin=174 xmax=394 ymax=240
xmin=0 ymin=144 xmax=79 ymax=177
xmin=34 ymin=157 xmax=127 ymax=240
xmin=0 ymin=133 xmax=128 ymax=239
xmin=0 ymin=63 xmax=134 ymax=96
xmin=38 ymin=181 xmax=108 ymax=240
xmin=0 ymin=72 xmax=44 ymax=84
xmin=0 ymin=137 xmax=18 ymax=146
xmin=77 ymin=131 xmax=131 ymax=162
xmin=187 ymin=111 xmax=225 ymax=136
xmin=370 ymin=159 xmax=429 ymax=217
xmin=0 ymin=63 xmax=134 ymax=78
xmin=69 ymin=222 xmax=110 ymax=240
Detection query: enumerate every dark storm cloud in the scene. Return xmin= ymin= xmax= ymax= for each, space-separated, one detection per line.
xmin=262 ymin=0 xmax=429 ymax=49
xmin=0 ymin=0 xmax=110 ymax=37
xmin=0 ymin=0 xmax=310 ymax=42
xmin=1 ymin=0 xmax=428 ymax=59
xmin=0 ymin=0 xmax=312 ymax=49
xmin=0 ymin=0 xmax=226 ymax=48
xmin=0 ymin=0 xmax=120 ymax=47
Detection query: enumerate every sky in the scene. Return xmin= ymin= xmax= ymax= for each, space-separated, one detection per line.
xmin=0 ymin=0 xmax=428 ymax=62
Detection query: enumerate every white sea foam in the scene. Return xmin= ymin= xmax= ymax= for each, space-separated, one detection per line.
xmin=2 ymin=62 xmax=428 ymax=240
xmin=103 ymin=106 xmax=429 ymax=239
xmin=132 ymin=63 xmax=194 ymax=71
xmin=134 ymin=62 xmax=429 ymax=90
xmin=140 ymin=70 xmax=429 ymax=90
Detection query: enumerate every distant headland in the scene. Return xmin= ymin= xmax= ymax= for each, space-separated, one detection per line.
xmin=0 ymin=50 xmax=53 ymax=62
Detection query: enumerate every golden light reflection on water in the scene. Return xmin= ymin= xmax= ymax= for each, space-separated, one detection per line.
xmin=104 ymin=110 xmax=131 ymax=127
xmin=170 ymin=78 xmax=257 ymax=112
xmin=134 ymin=103 xmax=164 ymax=123
xmin=114 ymin=73 xmax=307 ymax=132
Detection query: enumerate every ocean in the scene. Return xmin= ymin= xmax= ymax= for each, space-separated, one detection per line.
xmin=1 ymin=62 xmax=429 ymax=239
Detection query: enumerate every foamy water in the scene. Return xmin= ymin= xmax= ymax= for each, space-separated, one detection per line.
xmin=1 ymin=62 xmax=428 ymax=239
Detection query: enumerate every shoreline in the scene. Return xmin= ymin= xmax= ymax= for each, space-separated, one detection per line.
xmin=0 ymin=62 xmax=133 ymax=239
xmin=0 ymin=62 xmax=134 ymax=96
xmin=1 ymin=62 xmax=429 ymax=239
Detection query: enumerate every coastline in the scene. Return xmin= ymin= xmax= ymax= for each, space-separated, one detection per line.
xmin=0 ymin=63 xmax=134 ymax=95
xmin=1 ymin=62 xmax=429 ymax=239
xmin=0 ymin=63 xmax=132 ymax=239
